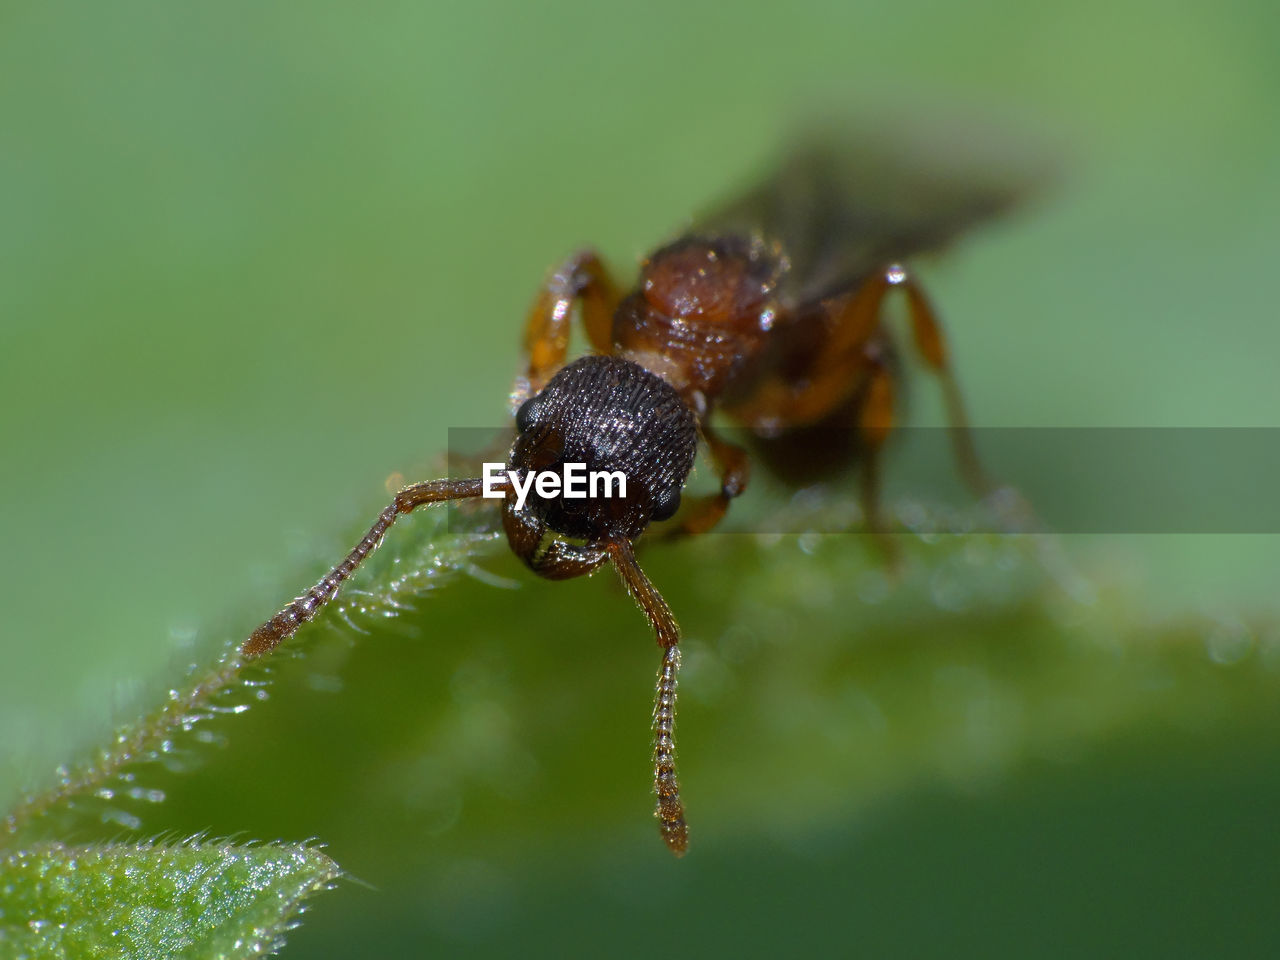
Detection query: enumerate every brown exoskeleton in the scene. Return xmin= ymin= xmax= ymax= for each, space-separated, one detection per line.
xmin=242 ymin=133 xmax=1033 ymax=856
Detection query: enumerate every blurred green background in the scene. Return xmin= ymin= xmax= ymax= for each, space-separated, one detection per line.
xmin=2 ymin=0 xmax=1279 ymax=957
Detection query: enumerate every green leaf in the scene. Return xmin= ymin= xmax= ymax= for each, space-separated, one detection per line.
xmin=2 ymin=501 xmax=501 ymax=845
xmin=0 ymin=840 xmax=340 ymax=960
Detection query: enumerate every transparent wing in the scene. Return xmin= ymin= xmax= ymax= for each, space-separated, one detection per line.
xmin=695 ymin=113 xmax=1056 ymax=308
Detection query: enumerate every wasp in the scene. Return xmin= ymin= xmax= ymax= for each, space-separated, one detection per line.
xmin=241 ymin=128 xmax=1034 ymax=857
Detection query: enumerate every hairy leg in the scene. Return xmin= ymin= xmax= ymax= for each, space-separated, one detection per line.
xmin=243 ymin=478 xmax=492 ymax=657
xmin=607 ymin=539 xmax=688 ymax=856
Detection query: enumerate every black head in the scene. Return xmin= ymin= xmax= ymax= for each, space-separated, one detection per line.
xmin=508 ymin=355 xmax=698 ymax=542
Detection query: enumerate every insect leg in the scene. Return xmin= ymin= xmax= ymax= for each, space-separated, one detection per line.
xmin=242 ymin=477 xmax=493 ymax=658
xmin=894 ymin=268 xmax=992 ymax=498
xmin=857 ymin=351 xmax=902 ymax=568
xmin=607 ymin=539 xmax=688 ymax=857
xmin=515 ymin=250 xmax=620 ymax=403
xmin=900 ymin=271 xmax=1053 ymax=541
xmin=665 ymin=427 xmax=751 ymax=537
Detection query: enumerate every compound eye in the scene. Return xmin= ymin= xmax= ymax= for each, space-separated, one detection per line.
xmin=516 ymin=397 xmax=541 ymax=433
xmin=650 ymin=486 xmax=682 ymax=522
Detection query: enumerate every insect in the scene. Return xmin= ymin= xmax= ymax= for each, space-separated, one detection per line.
xmin=241 ymin=128 xmax=1034 ymax=856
